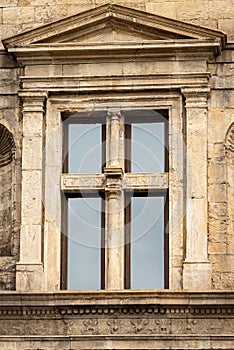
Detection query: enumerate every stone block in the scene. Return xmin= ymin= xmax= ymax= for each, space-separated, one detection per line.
xmin=186 ymin=198 xmax=208 ymax=260
xmin=21 ymin=170 xmax=42 ymax=225
xmin=22 ymin=135 xmax=43 ymax=170
xmin=146 ymin=2 xmax=177 ymax=19
xmin=20 ymin=225 xmax=41 ymax=262
xmin=34 ymin=5 xmax=68 ymax=24
xmin=22 ymin=114 xmax=43 ymax=137
xmin=218 ymin=19 xmax=234 ymax=42
xmin=215 ymin=48 xmax=234 ymax=63
xmin=209 ymin=201 xmax=227 ymax=222
xmin=3 ymin=7 xmax=34 ymax=24
xmin=0 ymin=256 xmax=15 ymax=290
xmin=67 ymin=4 xmax=95 ymax=16
xmin=0 ymin=101 xmax=19 ymax=119
xmin=183 ymin=262 xmax=211 ymax=290
xmin=210 ymin=91 xmax=234 ymax=108
xmin=208 ymin=1 xmax=233 ymax=19
xmin=16 ymin=262 xmax=43 ymax=291
xmin=208 ymin=184 xmax=227 ymax=202
xmin=0 ymin=52 xmax=18 ymax=68
xmin=208 ymin=143 xmax=225 ymax=162
xmin=208 ymin=109 xmax=234 ymax=143
xmin=43 ymin=221 xmax=60 ymax=291
xmin=25 ymin=64 xmax=62 ymax=77
xmin=208 ymin=163 xmax=226 ymax=184
xmin=0 ymin=0 xmax=17 ymax=7
xmin=212 ymin=271 xmax=234 ymax=289
xmin=212 ymin=75 xmax=234 ymax=89
xmin=210 ymin=254 xmax=234 ymax=273
xmin=176 ymin=0 xmax=209 ymax=21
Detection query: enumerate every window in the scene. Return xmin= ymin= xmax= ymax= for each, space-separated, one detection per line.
xmin=61 ymin=109 xmax=169 ymax=290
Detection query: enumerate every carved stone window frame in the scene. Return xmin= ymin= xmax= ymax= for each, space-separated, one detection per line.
xmin=2 ymin=3 xmax=226 ymax=291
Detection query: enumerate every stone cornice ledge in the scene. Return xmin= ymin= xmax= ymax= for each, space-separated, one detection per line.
xmin=0 ymin=290 xmax=233 ymax=307
xmin=7 ymin=40 xmax=222 ymax=65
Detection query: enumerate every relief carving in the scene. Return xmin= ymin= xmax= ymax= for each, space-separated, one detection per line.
xmin=154 ymin=318 xmax=171 ymax=334
xmin=130 ymin=319 xmax=149 ymax=333
xmin=82 ymin=319 xmax=99 ymax=335
xmin=107 ymin=319 xmax=121 ymax=334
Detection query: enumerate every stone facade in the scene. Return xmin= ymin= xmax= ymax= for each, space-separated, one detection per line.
xmin=0 ymin=1 xmax=233 ymax=349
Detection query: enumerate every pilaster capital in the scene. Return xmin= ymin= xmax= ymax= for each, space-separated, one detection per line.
xmin=107 ymin=109 xmax=121 ymax=120
xmin=19 ymin=91 xmax=48 ymax=113
xmin=181 ymin=87 xmax=210 ymax=108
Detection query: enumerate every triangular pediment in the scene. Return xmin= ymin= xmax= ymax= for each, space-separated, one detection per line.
xmin=3 ymin=3 xmax=226 ymax=47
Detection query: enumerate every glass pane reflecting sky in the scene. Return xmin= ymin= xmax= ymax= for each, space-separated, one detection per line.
xmin=68 ymin=124 xmax=102 ymax=173
xmin=131 ymin=196 xmax=164 ymax=289
xmin=68 ymin=197 xmax=101 ymax=290
xmin=132 ymin=123 xmax=165 ymax=173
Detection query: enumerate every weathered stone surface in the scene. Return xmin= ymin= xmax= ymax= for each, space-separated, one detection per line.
xmin=0 ymin=1 xmax=233 ymax=348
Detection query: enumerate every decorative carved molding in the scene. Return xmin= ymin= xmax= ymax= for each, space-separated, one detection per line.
xmin=225 ymin=122 xmax=234 ymax=153
xmin=181 ymin=87 xmax=210 ymax=108
xmin=1 ymin=304 xmax=232 ymax=318
xmin=20 ymin=73 xmax=211 ymax=93
xmin=19 ymin=91 xmax=48 ymax=113
xmin=123 ymin=173 xmax=168 ymax=191
xmin=0 ymin=124 xmax=15 ymax=167
xmin=61 ymin=174 xmax=105 ymax=192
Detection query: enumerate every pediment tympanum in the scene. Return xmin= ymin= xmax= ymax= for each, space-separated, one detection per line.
xmin=2 ymin=3 xmax=226 ymax=65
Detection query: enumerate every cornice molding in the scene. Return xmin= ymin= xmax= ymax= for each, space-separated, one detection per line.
xmin=20 ymin=73 xmax=210 ymax=93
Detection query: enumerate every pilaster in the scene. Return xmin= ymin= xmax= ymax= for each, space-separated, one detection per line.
xmin=16 ymin=91 xmax=47 ymax=291
xmin=182 ymin=87 xmax=211 ymax=290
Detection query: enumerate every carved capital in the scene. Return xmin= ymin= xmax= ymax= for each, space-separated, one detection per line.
xmin=181 ymin=87 xmax=210 ymax=108
xmin=19 ymin=91 xmax=48 ymax=113
xmin=104 ymin=167 xmax=123 ymax=178
xmin=105 ymin=183 xmax=122 ymax=200
xmin=107 ymin=109 xmax=121 ymax=121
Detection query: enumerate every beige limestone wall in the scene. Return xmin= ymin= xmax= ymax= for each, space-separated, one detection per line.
xmin=0 ymin=1 xmax=233 ymax=291
xmin=208 ymin=46 xmax=234 ymax=289
xmin=0 ymin=0 xmax=234 ymax=46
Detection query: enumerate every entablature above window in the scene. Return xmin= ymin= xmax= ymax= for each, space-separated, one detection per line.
xmin=3 ymin=4 xmax=226 ymax=66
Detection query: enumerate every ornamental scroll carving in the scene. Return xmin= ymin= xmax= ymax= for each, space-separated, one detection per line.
xmin=0 ymin=125 xmax=15 ymax=257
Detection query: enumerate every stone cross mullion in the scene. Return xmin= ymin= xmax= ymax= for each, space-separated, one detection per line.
xmin=104 ymin=109 xmax=125 ymax=290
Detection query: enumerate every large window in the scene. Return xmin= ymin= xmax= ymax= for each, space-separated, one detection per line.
xmin=61 ymin=109 xmax=169 ymax=290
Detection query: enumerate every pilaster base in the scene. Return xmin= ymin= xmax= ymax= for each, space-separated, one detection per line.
xmin=183 ymin=261 xmax=211 ymax=290
xmin=16 ymin=263 xmax=44 ymax=292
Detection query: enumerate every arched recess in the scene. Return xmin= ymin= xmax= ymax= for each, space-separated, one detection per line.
xmin=225 ymin=122 xmax=234 ymax=255
xmin=0 ymin=124 xmax=15 ymax=256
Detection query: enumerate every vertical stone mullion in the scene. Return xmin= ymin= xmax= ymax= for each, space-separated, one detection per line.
xmin=105 ymin=186 xmax=124 ymax=290
xmin=182 ymin=88 xmax=211 ymax=290
xmin=105 ymin=109 xmax=124 ymax=290
xmin=16 ymin=91 xmax=47 ymax=291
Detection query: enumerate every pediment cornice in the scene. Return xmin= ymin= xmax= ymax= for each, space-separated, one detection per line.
xmin=2 ymin=3 xmax=226 ymax=65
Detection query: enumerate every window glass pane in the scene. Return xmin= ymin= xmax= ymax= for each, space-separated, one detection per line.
xmin=131 ymin=196 xmax=164 ymax=289
xmin=68 ymin=196 xmax=101 ymax=290
xmin=132 ymin=123 xmax=165 ymax=173
xmin=68 ymin=124 xmax=102 ymax=173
